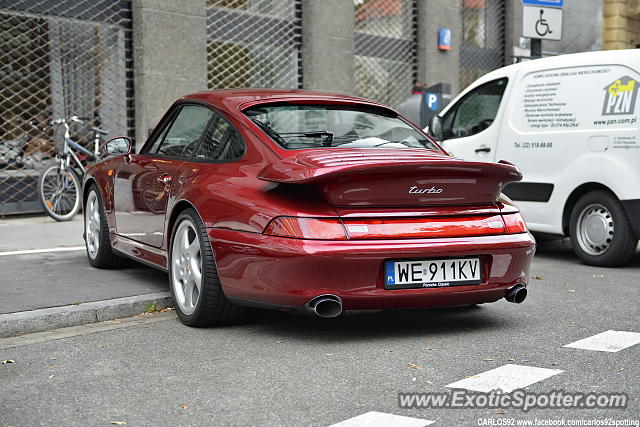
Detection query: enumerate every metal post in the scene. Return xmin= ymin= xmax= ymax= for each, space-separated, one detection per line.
xmin=531 ymin=38 xmax=542 ymax=58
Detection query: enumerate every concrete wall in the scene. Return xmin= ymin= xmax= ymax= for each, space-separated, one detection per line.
xmin=301 ymin=0 xmax=354 ymax=94
xmin=416 ymin=0 xmax=462 ymax=96
xmin=131 ymin=0 xmax=208 ymax=149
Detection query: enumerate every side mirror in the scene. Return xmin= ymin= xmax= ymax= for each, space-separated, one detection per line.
xmin=102 ymin=136 xmax=133 ymax=156
xmin=428 ymin=116 xmax=444 ymax=141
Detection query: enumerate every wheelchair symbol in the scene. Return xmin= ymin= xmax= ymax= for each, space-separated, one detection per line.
xmin=535 ymin=9 xmax=552 ymax=37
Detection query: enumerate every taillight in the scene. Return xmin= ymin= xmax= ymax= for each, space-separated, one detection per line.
xmin=263 ymin=213 xmax=528 ymax=240
xmin=502 ymin=212 xmax=528 ymax=234
xmin=264 ymin=217 xmax=347 ymax=240
xmin=343 ymin=215 xmax=507 ymax=239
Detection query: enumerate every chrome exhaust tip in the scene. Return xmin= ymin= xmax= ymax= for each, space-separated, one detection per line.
xmin=505 ymin=284 xmax=527 ymax=304
xmin=306 ymin=294 xmax=343 ymax=318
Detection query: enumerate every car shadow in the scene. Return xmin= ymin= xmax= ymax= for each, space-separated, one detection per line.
xmin=533 ymin=236 xmax=640 ymax=268
xmin=241 ymin=304 xmax=516 ymax=343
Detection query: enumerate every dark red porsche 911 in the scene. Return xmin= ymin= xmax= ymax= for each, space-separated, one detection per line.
xmin=83 ymin=89 xmax=535 ymax=326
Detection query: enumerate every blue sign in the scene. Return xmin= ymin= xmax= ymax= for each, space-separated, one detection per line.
xmin=438 ymin=28 xmax=451 ymax=51
xmin=385 ymin=261 xmax=395 ymax=285
xmin=425 ymin=92 xmax=439 ymax=111
xmin=521 ymin=0 xmax=563 ymax=7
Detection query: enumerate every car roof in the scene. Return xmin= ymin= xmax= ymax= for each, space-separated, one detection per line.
xmin=180 ymin=89 xmax=394 ymax=116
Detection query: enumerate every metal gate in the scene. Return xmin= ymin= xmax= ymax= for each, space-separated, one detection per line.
xmin=354 ymin=0 xmax=417 ymax=108
xmin=206 ymin=0 xmax=302 ymax=90
xmin=0 ymin=0 xmax=134 ymax=215
xmin=459 ymin=0 xmax=506 ymax=91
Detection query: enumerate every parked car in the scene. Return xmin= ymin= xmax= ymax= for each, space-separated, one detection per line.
xmin=84 ymin=89 xmax=535 ymax=326
xmin=427 ymin=49 xmax=640 ymax=267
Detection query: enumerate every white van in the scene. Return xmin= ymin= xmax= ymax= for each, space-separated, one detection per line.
xmin=427 ymin=49 xmax=640 ymax=267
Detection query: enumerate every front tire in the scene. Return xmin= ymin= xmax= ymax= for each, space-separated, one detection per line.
xmin=38 ymin=161 xmax=81 ymax=221
xmin=85 ymin=185 xmax=123 ymax=268
xmin=169 ymin=208 xmax=243 ymax=326
xmin=569 ymin=190 xmax=637 ymax=267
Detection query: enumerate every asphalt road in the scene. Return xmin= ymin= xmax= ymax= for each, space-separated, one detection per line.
xmin=1 ymin=241 xmax=639 ymax=426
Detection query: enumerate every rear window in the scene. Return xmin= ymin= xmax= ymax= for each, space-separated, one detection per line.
xmin=243 ymin=104 xmax=440 ymax=151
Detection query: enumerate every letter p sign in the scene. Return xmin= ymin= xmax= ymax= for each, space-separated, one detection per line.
xmin=426 ymin=93 xmax=439 ymax=111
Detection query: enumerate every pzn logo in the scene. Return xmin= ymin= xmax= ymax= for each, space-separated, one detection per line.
xmin=602 ymin=75 xmax=639 ymax=116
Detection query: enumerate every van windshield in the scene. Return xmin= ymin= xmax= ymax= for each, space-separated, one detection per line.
xmin=244 ymin=104 xmax=439 ymax=151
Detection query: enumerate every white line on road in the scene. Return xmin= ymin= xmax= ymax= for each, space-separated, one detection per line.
xmin=563 ymin=330 xmax=640 ymax=353
xmin=445 ymin=364 xmax=564 ymax=393
xmin=0 ymin=246 xmax=85 ymax=257
xmin=328 ymin=411 xmax=434 ymax=427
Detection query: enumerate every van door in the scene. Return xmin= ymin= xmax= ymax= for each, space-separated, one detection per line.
xmin=437 ymin=78 xmax=509 ymax=161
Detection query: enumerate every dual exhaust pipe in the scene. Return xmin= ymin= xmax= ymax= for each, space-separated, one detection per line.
xmin=305 ymin=284 xmax=526 ymax=317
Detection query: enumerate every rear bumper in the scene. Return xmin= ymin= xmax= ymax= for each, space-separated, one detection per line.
xmin=208 ymin=229 xmax=536 ymax=310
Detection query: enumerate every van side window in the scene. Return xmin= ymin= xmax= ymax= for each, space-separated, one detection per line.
xmin=442 ymin=78 xmax=507 ymax=139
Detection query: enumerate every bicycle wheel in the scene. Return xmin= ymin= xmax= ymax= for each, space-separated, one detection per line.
xmin=38 ymin=161 xmax=82 ymax=221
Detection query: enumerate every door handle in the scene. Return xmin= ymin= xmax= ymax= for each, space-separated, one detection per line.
xmin=475 ymin=145 xmax=491 ymax=153
xmin=157 ymin=174 xmax=172 ymax=185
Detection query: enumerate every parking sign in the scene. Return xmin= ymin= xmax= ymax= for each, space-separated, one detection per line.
xmin=425 ymin=93 xmax=439 ymax=111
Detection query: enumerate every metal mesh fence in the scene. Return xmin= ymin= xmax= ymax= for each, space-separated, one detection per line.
xmin=459 ymin=0 xmax=506 ymax=91
xmin=354 ymin=0 xmax=417 ymax=108
xmin=206 ymin=0 xmax=302 ymax=90
xmin=0 ymin=0 xmax=134 ymax=215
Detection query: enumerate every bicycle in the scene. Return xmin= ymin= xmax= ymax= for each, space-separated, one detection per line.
xmin=37 ymin=116 xmax=108 ymax=221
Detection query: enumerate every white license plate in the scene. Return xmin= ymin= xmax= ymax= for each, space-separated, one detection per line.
xmin=384 ymin=257 xmax=481 ymax=289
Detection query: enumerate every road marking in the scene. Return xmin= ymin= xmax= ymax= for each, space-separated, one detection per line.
xmin=329 ymin=411 xmax=434 ymax=427
xmin=0 ymin=246 xmax=85 ymax=256
xmin=445 ymin=364 xmax=564 ymax=393
xmin=563 ymin=330 xmax=640 ymax=353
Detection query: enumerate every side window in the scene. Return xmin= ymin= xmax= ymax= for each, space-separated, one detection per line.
xmin=195 ymin=115 xmax=246 ymax=161
xmin=149 ymin=105 xmax=213 ymax=158
xmin=442 ymin=78 xmax=507 ymax=139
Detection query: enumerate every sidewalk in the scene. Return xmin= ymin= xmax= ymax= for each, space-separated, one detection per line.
xmin=0 ymin=214 xmax=86 ymax=251
xmin=0 ymin=215 xmax=172 ymax=337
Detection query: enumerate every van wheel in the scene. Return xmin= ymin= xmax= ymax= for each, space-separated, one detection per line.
xmin=569 ymin=190 xmax=637 ymax=267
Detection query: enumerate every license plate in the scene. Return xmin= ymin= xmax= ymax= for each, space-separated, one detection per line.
xmin=384 ymin=257 xmax=481 ymax=290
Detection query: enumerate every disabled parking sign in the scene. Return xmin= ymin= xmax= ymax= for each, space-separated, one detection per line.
xmin=522 ymin=6 xmax=562 ymax=41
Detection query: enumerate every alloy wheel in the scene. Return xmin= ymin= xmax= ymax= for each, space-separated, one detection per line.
xmin=85 ymin=191 xmax=101 ymax=259
xmin=171 ymin=220 xmax=203 ymax=315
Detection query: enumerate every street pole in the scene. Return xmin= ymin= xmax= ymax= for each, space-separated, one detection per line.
xmin=531 ymin=38 xmax=542 ymax=58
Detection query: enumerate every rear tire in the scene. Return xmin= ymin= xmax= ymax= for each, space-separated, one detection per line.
xmin=38 ymin=161 xmax=81 ymax=221
xmin=169 ymin=208 xmax=243 ymax=326
xmin=85 ymin=185 xmax=123 ymax=268
xmin=569 ymin=190 xmax=637 ymax=267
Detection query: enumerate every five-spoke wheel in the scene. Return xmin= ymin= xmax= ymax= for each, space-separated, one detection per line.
xmin=84 ymin=185 xmax=122 ymax=268
xmin=168 ymin=208 xmax=243 ymax=326
xmin=171 ymin=219 xmax=203 ymax=315
xmin=85 ymin=190 xmax=101 ymax=260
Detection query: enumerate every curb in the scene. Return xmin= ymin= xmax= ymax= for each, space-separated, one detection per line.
xmin=0 ymin=292 xmax=172 ymax=338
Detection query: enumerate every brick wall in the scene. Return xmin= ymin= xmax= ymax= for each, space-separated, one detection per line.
xmin=603 ymin=0 xmax=640 ymax=49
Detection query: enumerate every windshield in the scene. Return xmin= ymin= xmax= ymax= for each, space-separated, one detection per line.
xmin=244 ymin=104 xmax=440 ymax=151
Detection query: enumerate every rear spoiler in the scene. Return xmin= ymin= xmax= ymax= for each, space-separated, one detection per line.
xmin=257 ymin=149 xmax=522 ymax=207
xmin=258 ymin=150 xmax=522 ymax=185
